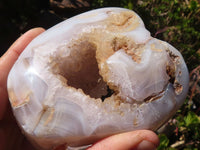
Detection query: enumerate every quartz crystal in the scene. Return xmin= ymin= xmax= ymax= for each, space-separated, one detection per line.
xmin=7 ymin=7 xmax=189 ymax=149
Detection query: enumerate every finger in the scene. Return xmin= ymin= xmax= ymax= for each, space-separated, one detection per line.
xmin=0 ymin=129 xmax=6 ymax=150
xmin=21 ymin=138 xmax=37 ymax=150
xmin=0 ymin=27 xmax=45 ymax=120
xmin=87 ymin=130 xmax=159 ymax=150
xmin=0 ymin=105 xmax=37 ymax=150
xmin=53 ymin=144 xmax=68 ymax=150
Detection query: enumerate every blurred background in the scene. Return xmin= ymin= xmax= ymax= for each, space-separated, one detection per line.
xmin=0 ymin=0 xmax=200 ymax=149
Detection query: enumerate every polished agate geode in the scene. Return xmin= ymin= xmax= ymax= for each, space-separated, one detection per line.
xmin=7 ymin=7 xmax=189 ymax=149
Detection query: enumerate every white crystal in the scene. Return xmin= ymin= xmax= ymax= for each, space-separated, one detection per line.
xmin=7 ymin=7 xmax=189 ymax=149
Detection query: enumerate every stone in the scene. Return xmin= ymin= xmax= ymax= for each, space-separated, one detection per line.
xmin=7 ymin=7 xmax=189 ymax=149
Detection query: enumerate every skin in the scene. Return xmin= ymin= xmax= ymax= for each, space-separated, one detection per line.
xmin=0 ymin=28 xmax=159 ymax=150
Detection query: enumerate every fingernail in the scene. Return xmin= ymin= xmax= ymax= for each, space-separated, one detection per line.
xmin=135 ymin=140 xmax=156 ymax=150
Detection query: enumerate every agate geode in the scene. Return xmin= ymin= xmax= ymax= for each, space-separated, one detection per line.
xmin=7 ymin=7 xmax=189 ymax=149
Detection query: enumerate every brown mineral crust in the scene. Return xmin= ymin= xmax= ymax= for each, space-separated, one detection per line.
xmin=8 ymin=89 xmax=31 ymax=107
xmin=22 ymin=58 xmax=32 ymax=69
xmin=144 ymin=94 xmax=164 ymax=103
xmin=166 ymin=49 xmax=180 ymax=64
xmin=44 ymin=108 xmax=55 ymax=126
xmin=105 ymin=11 xmax=139 ymax=32
xmin=114 ymin=96 xmax=122 ymax=108
xmin=111 ymin=36 xmax=145 ymax=63
xmin=173 ymin=81 xmax=183 ymax=95
xmin=95 ymin=32 xmax=115 ymax=63
xmin=133 ymin=117 xmax=138 ymax=126
xmin=166 ymin=64 xmax=176 ymax=84
xmin=150 ymin=44 xmax=163 ymax=52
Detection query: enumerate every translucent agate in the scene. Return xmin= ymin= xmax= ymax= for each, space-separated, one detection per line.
xmin=7 ymin=7 xmax=189 ymax=149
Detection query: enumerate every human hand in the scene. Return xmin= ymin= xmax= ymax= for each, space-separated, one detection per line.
xmin=0 ymin=28 xmax=159 ymax=150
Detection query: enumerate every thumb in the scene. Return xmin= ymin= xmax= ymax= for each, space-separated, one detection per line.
xmin=87 ymin=130 xmax=159 ymax=150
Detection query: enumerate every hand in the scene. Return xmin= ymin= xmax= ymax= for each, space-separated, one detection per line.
xmin=86 ymin=130 xmax=159 ymax=150
xmin=0 ymin=28 xmax=159 ymax=150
